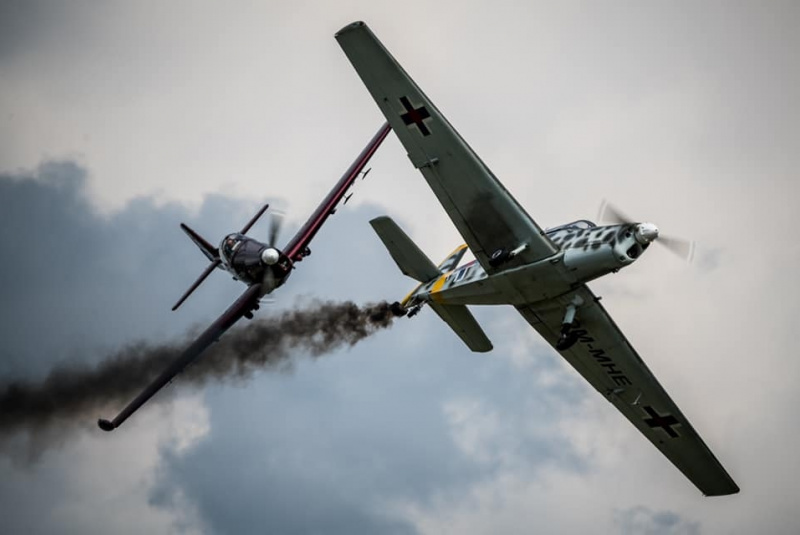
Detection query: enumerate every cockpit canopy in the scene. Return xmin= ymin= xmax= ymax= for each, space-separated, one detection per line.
xmin=545 ymin=220 xmax=597 ymax=234
xmin=220 ymin=233 xmax=245 ymax=264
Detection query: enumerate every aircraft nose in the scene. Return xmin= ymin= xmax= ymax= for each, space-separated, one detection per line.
xmin=261 ymin=247 xmax=280 ymax=265
xmin=636 ymin=222 xmax=659 ymax=243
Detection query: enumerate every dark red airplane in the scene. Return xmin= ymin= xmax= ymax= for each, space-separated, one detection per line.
xmin=98 ymin=122 xmax=391 ymax=431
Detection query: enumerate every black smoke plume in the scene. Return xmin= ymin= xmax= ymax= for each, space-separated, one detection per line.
xmin=0 ymin=300 xmax=405 ymax=446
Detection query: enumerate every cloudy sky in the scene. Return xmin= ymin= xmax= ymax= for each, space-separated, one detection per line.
xmin=2 ymin=1 xmax=799 ymax=533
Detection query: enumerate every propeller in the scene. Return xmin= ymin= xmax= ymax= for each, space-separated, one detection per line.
xmin=598 ymin=199 xmax=632 ymax=226
xmin=260 ymin=209 xmax=286 ymax=267
xmin=658 ymin=236 xmax=695 ymax=262
xmin=267 ymin=209 xmax=284 ymax=248
xmin=598 ymin=200 xmax=695 ymax=262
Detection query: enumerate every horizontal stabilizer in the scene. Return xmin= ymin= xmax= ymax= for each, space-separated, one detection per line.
xmin=429 ymin=302 xmax=493 ymax=352
xmin=370 ymin=216 xmax=440 ymax=282
xmin=181 ymin=223 xmax=219 ymax=262
xmin=172 ymin=258 xmax=221 ymax=311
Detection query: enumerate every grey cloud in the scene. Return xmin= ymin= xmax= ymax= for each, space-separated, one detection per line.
xmin=0 ymin=161 xmax=243 ymax=380
xmin=0 ymin=160 xmax=588 ymax=533
xmin=149 ymin=329 xmax=586 ymax=534
xmin=0 ymin=0 xmax=56 ymax=61
xmin=148 ymin=295 xmax=590 ymax=533
xmin=615 ymin=506 xmax=699 ymax=535
xmin=0 ymin=162 xmax=392 ymax=529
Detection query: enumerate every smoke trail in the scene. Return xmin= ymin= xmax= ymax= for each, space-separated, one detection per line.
xmin=0 ymin=300 xmax=404 ymax=444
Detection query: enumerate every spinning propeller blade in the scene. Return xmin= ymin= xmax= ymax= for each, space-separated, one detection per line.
xmin=598 ymin=199 xmax=632 ymax=225
xmin=268 ymin=210 xmax=284 ymax=247
xmin=598 ymin=200 xmax=694 ymax=262
xmin=658 ymin=236 xmax=695 ymax=262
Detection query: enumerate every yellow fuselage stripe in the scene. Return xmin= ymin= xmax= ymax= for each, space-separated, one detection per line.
xmin=399 ymin=244 xmax=466 ymax=307
xmin=430 ymin=273 xmax=449 ymax=303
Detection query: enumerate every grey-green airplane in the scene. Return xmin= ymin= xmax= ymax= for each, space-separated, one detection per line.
xmin=336 ymin=21 xmax=738 ymax=497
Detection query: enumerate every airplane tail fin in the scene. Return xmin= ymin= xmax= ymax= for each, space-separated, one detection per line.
xmin=436 ymin=244 xmax=468 ymax=274
xmin=369 ymin=215 xmax=492 ymax=352
xmin=180 ymin=223 xmax=219 ymax=261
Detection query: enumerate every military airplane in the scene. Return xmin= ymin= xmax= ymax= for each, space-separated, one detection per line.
xmin=336 ymin=22 xmax=738 ymax=496
xmin=97 ymin=122 xmax=391 ymax=431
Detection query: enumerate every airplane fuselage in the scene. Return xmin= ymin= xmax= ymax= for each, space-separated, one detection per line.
xmin=219 ymin=233 xmax=293 ymax=295
xmin=405 ymin=221 xmax=650 ymax=308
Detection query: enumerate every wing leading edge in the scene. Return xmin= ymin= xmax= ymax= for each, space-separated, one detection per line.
xmin=98 ymin=283 xmax=262 ymax=431
xmin=336 ymin=22 xmax=557 ymax=274
xmin=517 ymin=285 xmax=739 ymax=496
xmin=283 ymin=122 xmax=391 ymax=261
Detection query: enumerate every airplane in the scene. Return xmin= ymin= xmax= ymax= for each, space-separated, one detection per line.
xmin=336 ymin=22 xmax=739 ymax=496
xmin=97 ymin=121 xmax=391 ymax=432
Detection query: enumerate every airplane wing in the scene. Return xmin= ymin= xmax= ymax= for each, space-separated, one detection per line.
xmin=98 ymin=283 xmax=262 ymax=431
xmin=336 ymin=22 xmax=557 ymax=273
xmin=516 ymin=285 xmax=739 ymax=496
xmin=283 ymin=122 xmax=391 ymax=261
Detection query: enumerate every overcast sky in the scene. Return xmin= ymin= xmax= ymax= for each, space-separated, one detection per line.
xmin=2 ymin=1 xmax=799 ymax=533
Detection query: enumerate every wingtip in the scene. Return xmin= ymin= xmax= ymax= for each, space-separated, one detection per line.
xmin=335 ymin=21 xmax=366 ymax=37
xmin=369 ymin=215 xmax=391 ymax=225
xmin=97 ymin=419 xmax=115 ymax=432
xmin=702 ymin=481 xmax=740 ymax=497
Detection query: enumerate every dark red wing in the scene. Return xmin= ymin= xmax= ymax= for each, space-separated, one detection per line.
xmin=283 ymin=122 xmax=391 ymax=261
xmin=98 ymin=283 xmax=262 ymax=431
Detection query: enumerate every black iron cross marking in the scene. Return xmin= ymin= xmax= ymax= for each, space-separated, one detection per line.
xmin=399 ymin=96 xmax=432 ymax=136
xmin=642 ymin=406 xmax=680 ymax=438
